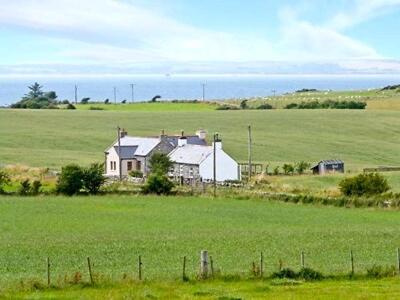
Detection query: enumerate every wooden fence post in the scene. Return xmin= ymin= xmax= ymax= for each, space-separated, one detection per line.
xmin=397 ymin=248 xmax=400 ymax=274
xmin=301 ymin=251 xmax=305 ymax=269
xmin=210 ymin=255 xmax=214 ymax=278
xmin=260 ymin=252 xmax=264 ymax=278
xmin=182 ymin=256 xmax=187 ymax=281
xmin=138 ymin=255 xmax=143 ymax=280
xmin=47 ymin=257 xmax=50 ymax=287
xmin=200 ymin=250 xmax=209 ymax=279
xmin=350 ymin=250 xmax=354 ymax=276
xmin=87 ymin=257 xmax=94 ymax=285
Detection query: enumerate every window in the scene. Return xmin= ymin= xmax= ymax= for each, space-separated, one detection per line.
xmin=110 ymin=161 xmax=113 ymax=171
xmin=136 ymin=160 xmax=141 ymax=171
xmin=127 ymin=161 xmax=133 ymax=171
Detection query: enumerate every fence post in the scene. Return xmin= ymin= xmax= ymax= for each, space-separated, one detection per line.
xmin=138 ymin=255 xmax=143 ymax=280
xmin=87 ymin=257 xmax=94 ymax=285
xmin=47 ymin=257 xmax=50 ymax=287
xmin=350 ymin=250 xmax=354 ymax=276
xmin=260 ymin=252 xmax=264 ymax=278
xmin=210 ymin=255 xmax=214 ymax=278
xmin=301 ymin=251 xmax=305 ymax=269
xmin=200 ymin=250 xmax=209 ymax=279
xmin=182 ymin=256 xmax=187 ymax=281
xmin=397 ymin=248 xmax=400 ymax=274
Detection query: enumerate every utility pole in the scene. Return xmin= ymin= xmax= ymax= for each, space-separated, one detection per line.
xmin=113 ymin=87 xmax=117 ymax=104
xmin=248 ymin=125 xmax=252 ymax=181
xmin=202 ymin=83 xmax=206 ymax=101
xmin=130 ymin=84 xmax=136 ymax=103
xmin=117 ymin=126 xmax=122 ymax=181
xmin=74 ymin=85 xmax=78 ymax=104
xmin=271 ymin=89 xmax=276 ymax=97
xmin=213 ymin=133 xmax=217 ymax=197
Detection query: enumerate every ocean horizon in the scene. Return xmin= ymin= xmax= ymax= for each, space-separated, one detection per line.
xmin=1 ymin=74 xmax=400 ymax=106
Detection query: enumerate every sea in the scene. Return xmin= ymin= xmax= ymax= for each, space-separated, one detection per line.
xmin=1 ymin=74 xmax=400 ymax=106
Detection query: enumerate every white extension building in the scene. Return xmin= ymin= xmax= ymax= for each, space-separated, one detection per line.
xmin=168 ymin=137 xmax=240 ymax=182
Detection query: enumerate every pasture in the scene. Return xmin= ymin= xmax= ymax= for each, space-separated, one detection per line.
xmin=0 ymin=109 xmax=400 ymax=172
xmin=1 ymin=195 xmax=400 ymax=288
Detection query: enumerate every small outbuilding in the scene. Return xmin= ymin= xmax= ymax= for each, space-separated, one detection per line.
xmin=311 ymin=160 xmax=344 ymax=175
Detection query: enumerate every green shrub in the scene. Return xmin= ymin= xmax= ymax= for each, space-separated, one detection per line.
xmin=56 ymin=164 xmax=84 ymax=196
xmin=0 ymin=169 xmax=10 ymax=194
xmin=273 ymin=166 xmax=280 ymax=175
xmin=129 ymin=170 xmax=144 ymax=178
xmin=282 ymin=164 xmax=294 ymax=175
xmin=82 ymin=163 xmax=105 ymax=194
xmin=285 ymin=103 xmax=298 ymax=109
xmin=272 ymin=268 xmax=297 ymax=279
xmin=31 ymin=180 xmax=42 ymax=195
xmin=240 ymin=99 xmax=248 ymax=109
xmin=18 ymin=179 xmax=31 ymax=196
xmin=142 ymin=174 xmax=174 ymax=195
xmin=66 ymin=103 xmax=76 ymax=110
xmin=89 ymin=106 xmax=104 ymax=110
xmin=216 ymin=105 xmax=239 ymax=110
xmin=297 ymin=267 xmax=324 ymax=281
xmin=284 ymin=100 xmax=366 ymax=110
xmin=339 ymin=173 xmax=390 ymax=196
xmin=256 ymin=103 xmax=273 ymax=110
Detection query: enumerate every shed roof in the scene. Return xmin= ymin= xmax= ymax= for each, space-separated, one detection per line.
xmin=311 ymin=159 xmax=344 ymax=169
xmin=168 ymin=144 xmax=213 ymax=165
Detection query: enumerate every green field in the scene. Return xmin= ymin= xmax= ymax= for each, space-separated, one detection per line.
xmin=1 ymin=195 xmax=400 ymax=288
xmin=1 ymin=109 xmax=400 ymax=172
xmin=7 ymin=278 xmax=400 ymax=299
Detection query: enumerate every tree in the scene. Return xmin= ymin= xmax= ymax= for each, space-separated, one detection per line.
xmin=25 ymin=82 xmax=43 ymax=99
xmin=151 ymin=95 xmax=161 ymax=102
xmin=296 ymin=161 xmax=311 ymax=174
xmin=44 ymin=91 xmax=57 ymax=100
xmin=82 ymin=163 xmax=105 ymax=194
xmin=18 ymin=179 xmax=31 ymax=196
xmin=81 ymin=98 xmax=90 ymax=104
xmin=0 ymin=169 xmax=10 ymax=194
xmin=149 ymin=153 xmax=173 ymax=175
xmin=240 ymin=99 xmax=248 ymax=109
xmin=56 ymin=164 xmax=84 ymax=196
xmin=282 ymin=163 xmax=294 ymax=175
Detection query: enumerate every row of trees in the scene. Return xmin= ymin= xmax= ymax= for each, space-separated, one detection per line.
xmin=272 ymin=161 xmax=311 ymax=175
xmin=285 ymin=100 xmax=367 ymax=109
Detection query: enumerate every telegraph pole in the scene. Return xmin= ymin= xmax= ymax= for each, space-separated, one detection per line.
xmin=113 ymin=87 xmax=117 ymax=104
xmin=74 ymin=85 xmax=78 ymax=104
xmin=117 ymin=126 xmax=122 ymax=181
xmin=271 ymin=89 xmax=276 ymax=97
xmin=202 ymin=83 xmax=206 ymax=101
xmin=213 ymin=133 xmax=217 ymax=197
xmin=130 ymin=84 xmax=135 ymax=103
xmin=248 ymin=125 xmax=252 ymax=181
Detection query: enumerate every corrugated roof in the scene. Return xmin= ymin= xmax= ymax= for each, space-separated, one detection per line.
xmin=113 ymin=136 xmax=161 ymax=156
xmin=311 ymin=159 xmax=344 ymax=169
xmin=168 ymin=144 xmax=213 ymax=165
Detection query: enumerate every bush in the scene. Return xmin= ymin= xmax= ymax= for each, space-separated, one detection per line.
xmin=296 ymin=161 xmax=311 ymax=174
xmin=272 ymin=268 xmax=297 ymax=279
xmin=284 ymin=100 xmax=366 ymax=110
xmin=66 ymin=103 xmax=76 ymax=110
xmin=297 ymin=267 xmax=324 ymax=281
xmin=82 ymin=163 xmax=105 ymax=194
xmin=339 ymin=173 xmax=390 ymax=196
xmin=129 ymin=170 xmax=144 ymax=178
xmin=285 ymin=103 xmax=298 ymax=109
xmin=31 ymin=180 xmax=42 ymax=195
xmin=0 ymin=169 xmax=10 ymax=194
xmin=216 ymin=105 xmax=239 ymax=110
xmin=240 ymin=99 xmax=248 ymax=109
xmin=56 ymin=164 xmax=84 ymax=196
xmin=89 ymin=106 xmax=104 ymax=110
xmin=142 ymin=174 xmax=174 ymax=195
xmin=282 ymin=164 xmax=295 ymax=175
xmin=273 ymin=166 xmax=280 ymax=175
xmin=256 ymin=103 xmax=273 ymax=110
xmin=18 ymin=179 xmax=31 ymax=196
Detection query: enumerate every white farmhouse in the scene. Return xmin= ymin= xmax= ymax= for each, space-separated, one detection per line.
xmin=168 ymin=137 xmax=240 ymax=182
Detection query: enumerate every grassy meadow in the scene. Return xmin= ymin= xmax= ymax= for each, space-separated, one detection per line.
xmin=1 ymin=109 xmax=400 ymax=173
xmin=1 ymin=195 xmax=400 ymax=287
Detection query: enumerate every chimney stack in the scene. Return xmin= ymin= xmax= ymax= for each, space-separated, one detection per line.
xmin=196 ymin=129 xmax=207 ymax=140
xmin=178 ymin=130 xmax=187 ymax=147
xmin=120 ymin=128 xmax=128 ymax=138
xmin=212 ymin=136 xmax=222 ymax=150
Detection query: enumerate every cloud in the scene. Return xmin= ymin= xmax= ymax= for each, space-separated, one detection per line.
xmin=329 ymin=0 xmax=400 ymax=30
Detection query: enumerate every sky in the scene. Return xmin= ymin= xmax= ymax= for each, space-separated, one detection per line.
xmin=0 ymin=0 xmax=400 ymax=74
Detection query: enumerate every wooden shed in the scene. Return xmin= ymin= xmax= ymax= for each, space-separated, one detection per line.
xmin=311 ymin=160 xmax=344 ymax=175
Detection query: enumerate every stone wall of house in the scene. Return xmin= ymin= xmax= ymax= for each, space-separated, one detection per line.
xmin=144 ymin=139 xmax=175 ymax=174
xmin=170 ymin=163 xmax=201 ymax=181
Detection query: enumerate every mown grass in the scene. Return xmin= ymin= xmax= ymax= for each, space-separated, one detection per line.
xmin=1 ymin=195 xmax=400 ymax=288
xmin=1 ymin=109 xmax=400 ymax=171
xmin=6 ymin=278 xmax=400 ymax=299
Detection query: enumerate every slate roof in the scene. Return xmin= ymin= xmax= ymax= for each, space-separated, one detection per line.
xmin=166 ymin=136 xmax=207 ymax=147
xmin=113 ymin=146 xmax=138 ymax=159
xmin=112 ymin=137 xmax=161 ymax=156
xmin=168 ymin=144 xmax=213 ymax=165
